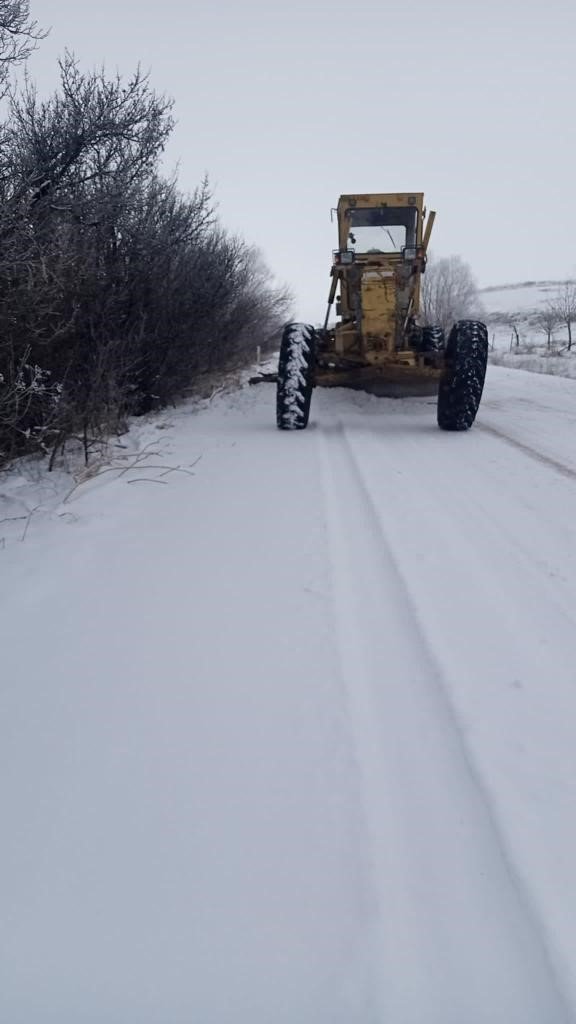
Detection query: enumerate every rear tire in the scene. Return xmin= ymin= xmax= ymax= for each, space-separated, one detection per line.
xmin=276 ymin=322 xmax=316 ymax=430
xmin=437 ymin=320 xmax=488 ymax=431
xmin=421 ymin=324 xmax=445 ymax=352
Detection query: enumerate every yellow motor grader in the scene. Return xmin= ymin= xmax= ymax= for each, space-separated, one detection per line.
xmin=274 ymin=192 xmax=488 ymax=431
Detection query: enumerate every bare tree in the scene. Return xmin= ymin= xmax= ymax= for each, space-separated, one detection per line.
xmin=421 ymin=254 xmax=483 ymax=334
xmin=4 ymin=53 xmax=174 ymax=210
xmin=534 ymin=306 xmax=560 ymax=348
xmin=549 ymin=281 xmax=576 ymax=351
xmin=0 ymin=0 xmax=45 ymax=97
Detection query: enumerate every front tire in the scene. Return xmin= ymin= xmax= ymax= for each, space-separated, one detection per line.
xmin=437 ymin=320 xmax=488 ymax=431
xmin=276 ymin=322 xmax=316 ymax=430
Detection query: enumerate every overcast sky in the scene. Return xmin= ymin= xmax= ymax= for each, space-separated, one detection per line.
xmin=25 ymin=0 xmax=576 ymax=321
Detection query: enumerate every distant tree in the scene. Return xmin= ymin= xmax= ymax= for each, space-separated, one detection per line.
xmin=421 ymin=254 xmax=483 ymax=334
xmin=549 ymin=282 xmax=576 ymax=351
xmin=534 ymin=306 xmax=560 ymax=348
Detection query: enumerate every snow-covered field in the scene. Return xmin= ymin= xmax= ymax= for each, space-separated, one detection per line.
xmin=490 ymin=348 xmax=576 ymax=379
xmin=481 ymin=281 xmax=565 ymax=320
xmin=481 ymin=281 xmax=576 ymax=378
xmin=2 ymin=366 xmax=576 ymax=1023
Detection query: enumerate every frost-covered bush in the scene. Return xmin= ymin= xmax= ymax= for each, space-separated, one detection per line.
xmin=0 ymin=20 xmax=291 ymax=468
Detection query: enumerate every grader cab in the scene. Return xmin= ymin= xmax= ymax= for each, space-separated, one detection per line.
xmin=275 ymin=192 xmax=488 ymax=431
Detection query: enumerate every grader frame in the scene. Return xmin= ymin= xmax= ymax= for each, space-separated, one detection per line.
xmin=317 ymin=192 xmax=439 ymax=394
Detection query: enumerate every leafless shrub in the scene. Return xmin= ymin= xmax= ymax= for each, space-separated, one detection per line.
xmin=0 ymin=44 xmax=291 ymax=468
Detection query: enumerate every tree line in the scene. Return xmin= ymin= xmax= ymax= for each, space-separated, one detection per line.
xmin=482 ymin=282 xmax=576 ymax=350
xmin=421 ymin=247 xmax=576 ymax=353
xmin=0 ymin=1 xmax=291 ymax=468
xmin=531 ymin=283 xmax=576 ymax=349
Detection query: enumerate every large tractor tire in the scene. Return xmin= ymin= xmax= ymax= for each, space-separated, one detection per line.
xmin=437 ymin=319 xmax=488 ymax=431
xmin=276 ymin=322 xmax=317 ymax=430
xmin=421 ymin=324 xmax=445 ymax=352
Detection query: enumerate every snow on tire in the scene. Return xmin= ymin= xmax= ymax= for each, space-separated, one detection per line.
xmin=437 ymin=319 xmax=488 ymax=431
xmin=276 ymin=322 xmax=316 ymax=430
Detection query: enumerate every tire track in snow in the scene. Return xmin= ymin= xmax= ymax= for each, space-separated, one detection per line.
xmin=483 ymin=394 xmax=576 ymax=423
xmin=317 ymin=421 xmax=572 ymax=1024
xmin=339 ymin=417 xmax=576 ymax=1010
xmin=477 ymin=422 xmax=576 ymax=482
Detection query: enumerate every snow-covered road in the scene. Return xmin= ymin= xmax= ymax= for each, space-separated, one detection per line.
xmin=2 ymin=365 xmax=576 ymax=1023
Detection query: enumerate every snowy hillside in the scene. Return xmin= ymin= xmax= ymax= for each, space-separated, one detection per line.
xmin=2 ymin=367 xmax=576 ymax=1023
xmin=481 ymin=280 xmax=566 ymax=319
xmin=480 ymin=280 xmax=576 ymax=378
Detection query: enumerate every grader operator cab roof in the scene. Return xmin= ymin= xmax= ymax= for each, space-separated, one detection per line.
xmin=336 ymin=193 xmax=430 ymax=260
